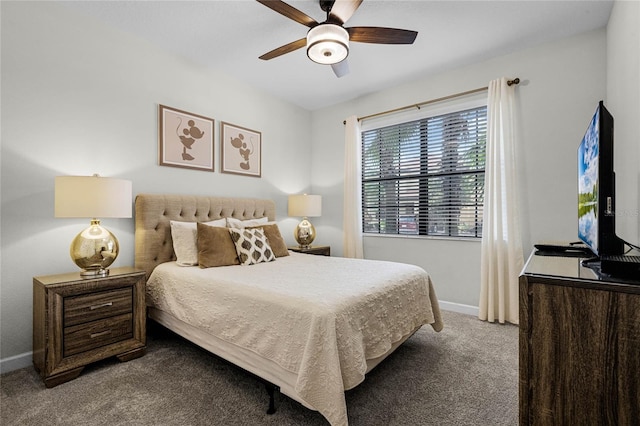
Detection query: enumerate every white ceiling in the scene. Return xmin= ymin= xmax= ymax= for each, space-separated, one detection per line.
xmin=59 ymin=0 xmax=613 ymax=111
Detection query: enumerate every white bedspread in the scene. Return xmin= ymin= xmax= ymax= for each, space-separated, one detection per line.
xmin=146 ymin=252 xmax=443 ymax=426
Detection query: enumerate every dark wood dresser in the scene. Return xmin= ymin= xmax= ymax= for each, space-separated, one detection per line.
xmin=33 ymin=267 xmax=146 ymax=387
xmin=519 ymin=252 xmax=640 ymax=425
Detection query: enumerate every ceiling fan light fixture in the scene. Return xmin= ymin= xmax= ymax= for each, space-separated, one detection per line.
xmin=306 ymin=24 xmax=349 ymax=65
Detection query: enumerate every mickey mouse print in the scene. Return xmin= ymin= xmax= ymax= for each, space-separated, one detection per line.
xmin=159 ymin=105 xmax=215 ymax=172
xmin=221 ymin=122 xmax=262 ymax=178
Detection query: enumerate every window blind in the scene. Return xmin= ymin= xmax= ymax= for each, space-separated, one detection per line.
xmin=362 ymin=105 xmax=487 ymax=238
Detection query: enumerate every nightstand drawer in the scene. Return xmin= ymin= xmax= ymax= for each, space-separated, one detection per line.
xmin=63 ymin=313 xmax=133 ymax=357
xmin=64 ymin=288 xmax=132 ymax=326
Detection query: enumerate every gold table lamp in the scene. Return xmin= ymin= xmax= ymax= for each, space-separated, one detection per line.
xmin=288 ymin=194 xmax=322 ymax=249
xmin=55 ymin=175 xmax=132 ymax=277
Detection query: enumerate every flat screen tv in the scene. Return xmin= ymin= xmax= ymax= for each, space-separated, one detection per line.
xmin=577 ymin=101 xmax=624 ymax=257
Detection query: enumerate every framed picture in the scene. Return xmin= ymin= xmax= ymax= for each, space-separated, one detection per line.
xmin=159 ymin=105 xmax=214 ymax=172
xmin=221 ymin=122 xmax=262 ymax=177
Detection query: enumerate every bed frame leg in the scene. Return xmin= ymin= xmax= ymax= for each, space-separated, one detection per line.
xmin=264 ymin=382 xmax=278 ymax=414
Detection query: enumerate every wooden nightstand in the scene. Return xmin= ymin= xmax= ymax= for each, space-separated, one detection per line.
xmin=288 ymin=245 xmax=331 ymax=256
xmin=33 ymin=267 xmax=146 ymax=388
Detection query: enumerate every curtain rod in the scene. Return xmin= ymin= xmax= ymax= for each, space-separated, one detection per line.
xmin=345 ymin=78 xmax=520 ymax=124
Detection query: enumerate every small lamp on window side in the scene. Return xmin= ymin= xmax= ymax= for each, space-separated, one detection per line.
xmin=55 ymin=174 xmax=132 ymax=277
xmin=288 ymin=194 xmax=322 ymax=249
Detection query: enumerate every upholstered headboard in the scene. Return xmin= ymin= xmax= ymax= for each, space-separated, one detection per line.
xmin=134 ymin=193 xmax=276 ymax=278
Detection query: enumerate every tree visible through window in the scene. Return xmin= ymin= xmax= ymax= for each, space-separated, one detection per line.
xmin=362 ymin=105 xmax=487 ymax=238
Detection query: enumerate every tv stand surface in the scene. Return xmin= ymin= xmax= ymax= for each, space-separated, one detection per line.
xmin=519 ymin=251 xmax=640 ymax=425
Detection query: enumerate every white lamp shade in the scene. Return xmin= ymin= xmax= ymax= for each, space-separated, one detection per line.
xmin=55 ymin=175 xmax=132 ymax=218
xmin=288 ymin=194 xmax=322 ymax=218
xmin=307 ymin=24 xmax=349 ymax=65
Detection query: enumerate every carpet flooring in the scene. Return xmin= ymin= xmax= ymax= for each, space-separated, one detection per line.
xmin=1 ymin=310 xmax=518 ymax=425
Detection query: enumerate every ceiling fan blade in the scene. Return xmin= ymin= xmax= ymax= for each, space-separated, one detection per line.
xmin=256 ymin=0 xmax=318 ymax=28
xmin=328 ymin=0 xmax=363 ymax=25
xmin=259 ymin=38 xmax=307 ymax=60
xmin=348 ymin=27 xmax=418 ymax=44
xmin=331 ymin=60 xmax=350 ymax=78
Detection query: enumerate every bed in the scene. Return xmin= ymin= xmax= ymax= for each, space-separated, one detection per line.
xmin=134 ymin=193 xmax=443 ymax=426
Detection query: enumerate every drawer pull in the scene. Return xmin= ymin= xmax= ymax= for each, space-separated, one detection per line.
xmin=89 ymin=302 xmax=113 ymax=310
xmin=90 ymin=330 xmax=112 ymax=339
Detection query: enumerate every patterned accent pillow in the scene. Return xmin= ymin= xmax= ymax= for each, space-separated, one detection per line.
xmin=228 ymin=227 xmax=275 ymax=266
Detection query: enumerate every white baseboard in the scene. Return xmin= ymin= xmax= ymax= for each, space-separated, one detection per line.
xmin=0 ymin=351 xmax=32 ymax=374
xmin=438 ymin=300 xmax=479 ymax=317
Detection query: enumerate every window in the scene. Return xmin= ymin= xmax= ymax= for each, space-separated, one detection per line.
xmin=362 ymin=104 xmax=487 ymax=238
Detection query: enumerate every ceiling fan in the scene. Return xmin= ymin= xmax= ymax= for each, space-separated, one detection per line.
xmin=256 ymin=0 xmax=418 ymax=78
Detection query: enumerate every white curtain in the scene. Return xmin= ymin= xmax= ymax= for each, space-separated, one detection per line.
xmin=479 ymin=78 xmax=524 ymax=324
xmin=343 ymin=115 xmax=364 ymax=259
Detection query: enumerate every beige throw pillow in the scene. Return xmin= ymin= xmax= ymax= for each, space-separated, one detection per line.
xmin=197 ymin=222 xmax=240 ymax=268
xmin=247 ymin=223 xmax=289 ymax=258
xmin=170 ymin=219 xmax=226 ymax=266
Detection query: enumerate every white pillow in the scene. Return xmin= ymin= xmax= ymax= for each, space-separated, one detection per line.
xmin=226 ymin=216 xmax=269 ymax=229
xmin=170 ymin=219 xmax=227 ymax=266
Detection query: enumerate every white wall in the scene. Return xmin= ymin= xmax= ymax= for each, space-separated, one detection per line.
xmin=0 ymin=2 xmax=311 ymax=365
xmin=3 ymin=1 xmax=638 ymax=371
xmin=310 ymin=29 xmax=608 ymax=307
xmin=606 ymin=0 xmax=640 ymax=244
